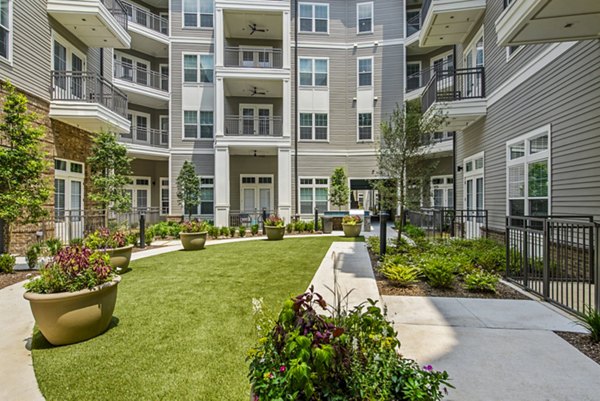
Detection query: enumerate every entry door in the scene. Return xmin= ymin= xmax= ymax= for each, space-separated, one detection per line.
xmin=239 ymin=48 xmax=272 ymax=68
xmin=239 ymin=105 xmax=272 ymax=136
xmin=240 ymin=176 xmax=273 ymax=213
xmin=463 ymin=33 xmax=484 ymax=97
xmin=464 ymin=175 xmax=484 ymax=238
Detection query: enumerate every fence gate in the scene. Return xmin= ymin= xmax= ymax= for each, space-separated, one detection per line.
xmin=506 ymin=216 xmax=599 ymax=316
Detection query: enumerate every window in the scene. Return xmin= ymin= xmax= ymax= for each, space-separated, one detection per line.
xmin=160 ymin=116 xmax=169 ymax=145
xmin=199 ymin=177 xmax=214 ymax=215
xmin=406 ymin=62 xmax=421 ymax=91
xmin=430 ymin=175 xmax=454 ymax=209
xmin=299 ymin=113 xmax=328 ymax=141
xmin=125 ymin=176 xmax=151 ymax=210
xmin=54 ymin=158 xmax=84 ymax=219
xmin=125 ymin=111 xmax=150 ymax=143
xmin=463 ymin=152 xmax=484 ymax=212
xmin=160 ymin=178 xmax=169 ymax=215
xmin=506 ymin=126 xmax=550 ymax=217
xmin=358 ymin=57 xmax=372 ymax=87
xmin=300 ymin=178 xmax=329 ymax=214
xmin=357 ymin=2 xmax=373 ymax=33
xmin=0 ymin=0 xmax=11 ymax=61
xmin=114 ymin=52 xmax=150 ymax=85
xmin=183 ymin=0 xmax=213 ymax=28
xmin=299 ymin=3 xmax=328 ymax=33
xmin=299 ymin=58 xmax=328 ymax=87
xmin=506 ymin=45 xmax=523 ymax=61
xmin=52 ymin=33 xmax=86 ymax=97
xmin=183 ymin=54 xmax=213 ymax=83
xmin=184 ymin=110 xmax=213 ymax=139
xmin=358 ymin=113 xmax=372 ymax=141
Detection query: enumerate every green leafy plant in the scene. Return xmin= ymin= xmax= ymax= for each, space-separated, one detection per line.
xmin=24 ymin=246 xmax=113 ymax=294
xmin=26 ymin=243 xmax=43 ymax=269
xmin=69 ymin=238 xmax=84 ymax=247
xmin=464 ymin=270 xmax=499 ymax=293
xmin=181 ymin=220 xmax=209 ymax=233
xmin=264 ymin=215 xmax=284 ymax=228
xmin=403 ymin=224 xmax=426 ymax=240
xmin=238 ymin=226 xmax=246 ymax=237
xmin=208 ymin=225 xmax=219 ymax=239
xmin=578 ymin=306 xmax=600 ymax=343
xmin=45 ymin=238 xmax=63 ymax=256
xmin=176 ymin=161 xmax=201 ymax=220
xmin=0 ymin=253 xmax=16 ymax=273
xmin=286 ymin=223 xmax=293 ymax=234
xmin=421 ymin=257 xmax=455 ymax=289
xmin=229 ymin=227 xmax=237 ymax=237
xmin=329 ymin=167 xmax=349 ymax=210
xmin=342 ymin=215 xmax=363 ymax=225
xmin=145 ymin=229 xmax=154 ymax=246
xmin=294 ymin=220 xmax=305 ymax=232
xmin=251 ymin=224 xmax=259 ymax=236
xmin=151 ymin=222 xmax=171 ymax=239
xmin=306 ymin=221 xmax=315 ymax=232
xmin=84 ymin=228 xmax=131 ymax=250
xmin=380 ymin=261 xmax=420 ymax=287
xmin=220 ymin=226 xmax=230 ymax=237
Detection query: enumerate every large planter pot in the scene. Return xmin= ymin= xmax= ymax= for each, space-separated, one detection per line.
xmin=104 ymin=245 xmax=134 ymax=271
xmin=265 ymin=226 xmax=285 ymax=241
xmin=342 ymin=223 xmax=362 ymax=237
xmin=180 ymin=231 xmax=208 ymax=250
xmin=23 ymin=276 xmax=121 ymax=346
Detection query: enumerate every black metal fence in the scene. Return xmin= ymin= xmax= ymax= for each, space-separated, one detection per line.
xmin=404 ymin=208 xmax=488 ymax=239
xmin=506 ymin=216 xmax=599 ymax=315
xmin=229 ymin=210 xmax=274 ymax=228
xmin=407 ymin=59 xmax=454 ymax=92
xmin=421 ymin=67 xmax=486 ymax=113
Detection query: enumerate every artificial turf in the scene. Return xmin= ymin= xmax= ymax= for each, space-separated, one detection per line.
xmin=31 ymin=236 xmax=362 ymax=401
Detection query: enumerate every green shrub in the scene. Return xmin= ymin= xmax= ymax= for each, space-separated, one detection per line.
xmin=208 ymin=225 xmax=219 ymax=239
xmin=220 ymin=226 xmax=230 ymax=237
xmin=69 ymin=238 xmax=84 ymax=247
xmin=294 ymin=220 xmax=305 ymax=232
xmin=464 ymin=270 xmax=499 ymax=293
xmin=145 ymin=229 xmax=154 ymax=246
xmin=45 ymin=238 xmax=63 ymax=256
xmin=403 ymin=223 xmax=425 ymax=240
xmin=473 ymin=246 xmax=505 ymax=273
xmin=126 ymin=230 xmax=139 ymax=247
xmin=26 ymin=244 xmax=42 ymax=269
xmin=0 ymin=254 xmax=16 ymax=273
xmin=251 ymin=224 xmax=259 ymax=236
xmin=151 ymin=222 xmax=170 ymax=239
xmin=285 ymin=223 xmax=293 ymax=234
xmin=578 ymin=306 xmax=600 ymax=343
xmin=229 ymin=227 xmax=237 ymax=237
xmin=306 ymin=221 xmax=315 ymax=232
xmin=238 ymin=226 xmax=246 ymax=237
xmin=380 ymin=262 xmax=420 ymax=287
xmin=421 ymin=257 xmax=455 ymax=288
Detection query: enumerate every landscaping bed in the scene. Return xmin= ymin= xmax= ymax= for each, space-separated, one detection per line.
xmin=555 ymin=331 xmax=600 ymax=366
xmin=0 ymin=270 xmax=35 ymax=290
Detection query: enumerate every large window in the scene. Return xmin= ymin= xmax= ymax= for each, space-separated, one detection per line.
xmin=54 ymin=158 xmax=84 ymax=219
xmin=184 ymin=110 xmax=213 ymax=139
xmin=299 ymin=58 xmax=328 ymax=87
xmin=0 ymin=0 xmax=11 ymax=61
xmin=300 ymin=178 xmax=328 ymax=214
xmin=506 ymin=126 xmax=550 ymax=217
xmin=358 ymin=113 xmax=372 ymax=141
xmin=160 ymin=177 xmax=169 ymax=215
xmin=358 ymin=57 xmax=373 ymax=87
xmin=183 ymin=0 xmax=213 ymax=28
xmin=357 ymin=2 xmax=373 ymax=33
xmin=299 ymin=3 xmax=328 ymax=33
xmin=299 ymin=113 xmax=328 ymax=141
xmin=183 ymin=54 xmax=213 ymax=83
xmin=199 ymin=177 xmax=214 ymax=215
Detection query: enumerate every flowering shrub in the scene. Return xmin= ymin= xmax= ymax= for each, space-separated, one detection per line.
xmin=24 ymin=246 xmax=113 ymax=294
xmin=264 ymin=215 xmax=285 ymax=228
xmin=84 ymin=228 xmax=132 ymax=250
xmin=342 ymin=215 xmax=363 ymax=225
xmin=248 ymin=287 xmax=451 ymax=400
xmin=181 ymin=220 xmax=210 ymax=233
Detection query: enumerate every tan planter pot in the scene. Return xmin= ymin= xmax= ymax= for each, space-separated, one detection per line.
xmin=342 ymin=223 xmax=362 ymax=237
xmin=23 ymin=276 xmax=121 ymax=346
xmin=104 ymin=245 xmax=134 ymax=271
xmin=180 ymin=232 xmax=208 ymax=250
xmin=265 ymin=226 xmax=285 ymax=241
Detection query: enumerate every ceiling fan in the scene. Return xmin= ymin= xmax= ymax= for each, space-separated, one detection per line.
xmin=248 ymin=23 xmax=268 ymax=35
xmin=249 ymin=86 xmax=267 ymax=96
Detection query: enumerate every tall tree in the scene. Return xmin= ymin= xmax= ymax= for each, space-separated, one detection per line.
xmin=0 ymin=82 xmax=51 ymax=252
xmin=329 ymin=167 xmax=350 ymax=210
xmin=176 ymin=161 xmax=201 ymax=220
xmin=376 ymin=101 xmax=445 ymax=236
xmin=88 ymin=131 xmax=133 ymax=226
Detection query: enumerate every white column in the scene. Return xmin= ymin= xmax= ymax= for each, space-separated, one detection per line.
xmin=282 ymin=78 xmax=291 ymax=138
xmin=215 ymin=8 xmax=224 ymax=68
xmin=282 ymin=11 xmax=291 ymax=69
xmin=277 ymin=147 xmax=292 ymax=223
xmin=215 ymin=77 xmax=224 ymax=137
xmin=214 ymin=146 xmax=230 ymax=227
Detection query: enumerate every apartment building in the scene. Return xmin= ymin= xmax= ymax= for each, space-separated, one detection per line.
xmin=411 ymin=0 xmax=600 ymax=236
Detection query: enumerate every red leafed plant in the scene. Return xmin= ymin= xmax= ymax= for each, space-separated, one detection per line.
xmin=264 ymin=215 xmax=285 ymax=228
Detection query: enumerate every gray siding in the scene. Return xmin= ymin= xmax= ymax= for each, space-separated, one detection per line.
xmin=170 ymin=153 xmax=215 ymax=215
xmin=170 ymin=0 xmax=215 ymax=39
xmin=456 ymin=40 xmax=600 ymax=230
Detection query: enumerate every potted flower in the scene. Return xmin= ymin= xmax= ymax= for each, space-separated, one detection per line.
xmin=342 ymin=215 xmax=363 ymax=237
xmin=84 ymin=228 xmax=134 ymax=271
xmin=263 ymin=215 xmax=285 ymax=240
xmin=23 ymin=246 xmax=120 ymax=346
xmin=180 ymin=220 xmax=209 ymax=250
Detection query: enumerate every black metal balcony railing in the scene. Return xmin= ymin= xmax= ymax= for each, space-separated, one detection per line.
xmin=421 ymin=67 xmax=485 ymax=113
xmin=122 ymin=1 xmax=168 ymax=35
xmin=51 ymin=71 xmax=128 ymax=118
xmin=224 ymin=47 xmax=283 ymax=69
xmin=114 ymin=59 xmax=169 ymax=92
xmin=101 ymin=0 xmax=129 ymax=30
xmin=224 ymin=116 xmax=283 ymax=137
xmin=407 ymin=11 xmax=421 ymax=36
xmin=119 ymin=127 xmax=168 ymax=148
xmin=407 ymin=59 xmax=454 ymax=92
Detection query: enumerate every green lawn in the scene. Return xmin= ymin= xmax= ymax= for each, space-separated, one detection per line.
xmin=31 ymin=236 xmax=362 ymax=401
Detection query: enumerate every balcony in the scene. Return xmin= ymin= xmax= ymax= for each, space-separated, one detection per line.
xmin=119 ymin=127 xmax=169 ymax=156
xmin=49 ymin=71 xmax=130 ymax=134
xmin=113 ymin=59 xmax=169 ymax=108
xmin=421 ymin=67 xmax=487 ymax=130
xmin=420 ymin=0 xmax=486 ymax=47
xmin=122 ymin=1 xmax=169 ymax=57
xmin=47 ymin=0 xmax=131 ymax=48
xmin=406 ymin=59 xmax=454 ymax=100
xmin=496 ymin=0 xmax=600 ymax=46
xmin=224 ymin=116 xmax=283 ymax=137
xmin=224 ymin=47 xmax=283 ymax=69
xmin=421 ymin=132 xmax=454 ymax=156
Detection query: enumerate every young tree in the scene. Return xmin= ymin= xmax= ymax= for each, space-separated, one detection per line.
xmin=87 ymin=131 xmax=133 ymax=226
xmin=376 ymin=100 xmax=445 ymax=237
xmin=176 ymin=161 xmax=201 ymax=220
xmin=0 ymin=82 xmax=51 ymax=253
xmin=329 ymin=167 xmax=350 ymax=210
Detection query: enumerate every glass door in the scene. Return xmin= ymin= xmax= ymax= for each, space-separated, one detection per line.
xmin=71 ymin=54 xmax=84 ymax=99
xmin=258 ymin=108 xmax=271 ymax=136
xmin=135 ymin=115 xmax=149 ymax=142
xmin=240 ymin=104 xmax=273 ymax=136
xmin=241 ymin=107 xmax=254 ymax=135
xmin=243 ymin=188 xmax=256 ymax=212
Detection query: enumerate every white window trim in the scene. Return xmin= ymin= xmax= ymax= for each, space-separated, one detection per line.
xmin=182 ymin=0 xmax=214 ymax=29
xmin=159 ymin=63 xmax=169 ymax=91
xmin=463 ymin=151 xmax=485 ymax=210
xmin=463 ymin=25 xmax=485 ymax=67
xmin=51 ymin=31 xmax=87 ymax=71
xmin=505 ymin=45 xmax=524 ymax=62
xmin=505 ymin=125 xmax=552 ymax=216
xmin=430 ymin=175 xmax=454 ymax=208
xmin=357 ymin=112 xmax=374 ymax=143
xmin=239 ymin=104 xmax=274 ymax=136
xmin=430 ymin=50 xmax=453 ymax=68
xmin=298 ymin=57 xmax=329 ymax=88
xmin=198 ymin=176 xmax=215 ymax=217
xmin=54 ymin=158 xmax=85 ymax=214
xmin=356 ymin=2 xmax=374 ymax=34
xmin=239 ymin=174 xmax=275 ymax=212
xmin=126 ymin=110 xmax=151 ymax=143
xmin=357 ymin=56 xmax=374 ymax=88
xmin=182 ymin=52 xmax=214 ymax=85
xmin=126 ymin=176 xmax=152 ymax=209
xmin=298 ymin=2 xmax=330 ymax=34
xmin=159 ymin=177 xmax=169 ymax=216
xmin=238 ymin=45 xmax=274 ymax=68
xmin=299 ymin=177 xmax=329 ymax=215
xmin=182 ymin=109 xmax=214 ymax=141
xmin=0 ymin=0 xmax=13 ymax=64
xmin=298 ymin=112 xmax=329 ymax=142
xmin=159 ymin=115 xmax=169 ymax=145
xmin=406 ymin=61 xmax=422 ymax=88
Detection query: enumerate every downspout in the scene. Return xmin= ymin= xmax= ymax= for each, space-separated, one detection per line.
xmin=100 ymin=48 xmax=104 ymax=77
xmin=293 ymin=0 xmax=299 ymax=217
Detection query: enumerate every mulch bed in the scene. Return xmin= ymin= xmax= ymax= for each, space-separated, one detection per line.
xmin=0 ymin=270 xmax=37 ymax=290
xmin=555 ymin=331 xmax=600 ymax=366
